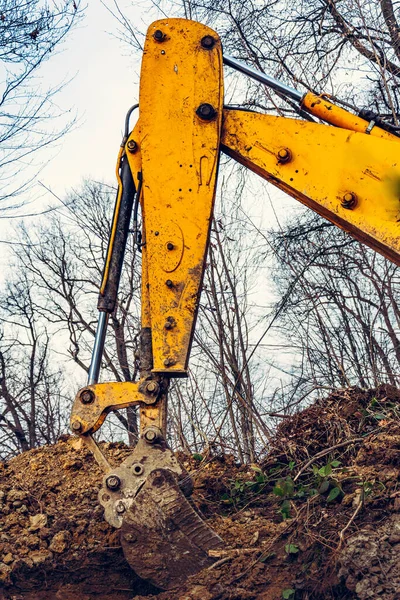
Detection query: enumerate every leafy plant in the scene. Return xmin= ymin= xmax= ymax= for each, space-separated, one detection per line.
xmin=282 ymin=588 xmax=295 ymax=599
xmin=285 ymin=543 xmax=300 ymax=555
xmin=221 ymin=466 xmax=270 ymax=506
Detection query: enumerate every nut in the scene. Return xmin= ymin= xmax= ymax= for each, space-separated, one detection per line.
xmin=166 ymin=279 xmax=173 ymax=288
xmin=71 ymin=420 xmax=82 ymax=432
xmin=127 ymin=140 xmax=137 ymax=153
xmin=80 ymin=389 xmax=95 ymax=404
xmin=164 ymin=357 xmax=175 ymax=367
xmin=123 ymin=532 xmax=137 ymax=543
xmin=277 ymin=148 xmax=291 ymax=163
xmin=341 ymin=192 xmax=357 ymax=209
xmin=196 ymin=103 xmax=217 ymax=121
xmin=106 ymin=475 xmax=121 ymax=491
xmin=166 ymin=242 xmax=174 ymax=250
xmin=116 ymin=501 xmax=126 ymax=514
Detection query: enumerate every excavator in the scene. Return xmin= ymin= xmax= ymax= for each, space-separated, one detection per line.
xmin=69 ymin=19 xmax=400 ymax=590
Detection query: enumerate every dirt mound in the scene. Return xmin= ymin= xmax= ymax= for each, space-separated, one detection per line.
xmin=0 ymin=385 xmax=399 ymax=599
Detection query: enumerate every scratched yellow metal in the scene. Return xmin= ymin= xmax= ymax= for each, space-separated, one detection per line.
xmin=134 ymin=19 xmax=223 ymax=375
xmin=221 ymin=110 xmax=400 ymax=265
xmin=70 ymin=382 xmax=151 ymax=435
xmin=302 ymin=93 xmax=399 ymax=142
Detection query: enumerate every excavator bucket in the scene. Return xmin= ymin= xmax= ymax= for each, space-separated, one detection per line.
xmin=97 ymin=436 xmax=224 ymax=589
xmin=120 ymin=469 xmax=223 ymax=589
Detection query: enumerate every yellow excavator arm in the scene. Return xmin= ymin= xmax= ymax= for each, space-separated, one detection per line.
xmin=70 ymin=18 xmax=400 ymax=589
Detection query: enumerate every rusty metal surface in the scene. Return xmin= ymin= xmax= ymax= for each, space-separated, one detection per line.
xmin=70 ymin=381 xmax=157 ymax=435
xmin=120 ymin=468 xmax=224 ymax=589
xmin=98 ymin=437 xmax=189 ymax=529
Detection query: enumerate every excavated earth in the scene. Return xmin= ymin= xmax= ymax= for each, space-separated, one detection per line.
xmin=1 ymin=384 xmax=400 ymax=599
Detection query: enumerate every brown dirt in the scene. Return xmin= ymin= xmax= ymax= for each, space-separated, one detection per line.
xmin=1 ymin=384 xmax=400 ymax=600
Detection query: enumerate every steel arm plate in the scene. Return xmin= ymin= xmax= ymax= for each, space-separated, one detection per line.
xmin=131 ymin=19 xmax=223 ymax=376
xmin=221 ymin=109 xmax=400 ymax=265
xmin=70 ymin=381 xmax=157 ymax=435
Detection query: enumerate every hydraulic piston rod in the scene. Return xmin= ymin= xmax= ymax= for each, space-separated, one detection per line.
xmin=223 ymin=54 xmax=303 ymax=103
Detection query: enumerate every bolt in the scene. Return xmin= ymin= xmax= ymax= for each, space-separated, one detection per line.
xmin=341 ymin=192 xmax=357 ymax=209
xmin=166 ymin=279 xmax=173 ymax=288
xmin=144 ymin=428 xmax=158 ymax=444
xmin=166 ymin=242 xmax=174 ymax=250
xmin=127 ymin=140 xmax=137 ymax=153
xmin=164 ymin=321 xmax=172 ymax=330
xmin=154 ymin=231 xmax=159 ymax=236
xmin=196 ymin=103 xmax=217 ymax=121
xmin=201 ymin=35 xmax=215 ymax=49
xmin=71 ymin=420 xmax=82 ymax=432
xmin=106 ymin=475 xmax=121 ymax=491
xmin=80 ymin=389 xmax=95 ymax=404
xmin=123 ymin=532 xmax=137 ymax=543
xmin=153 ymin=29 xmax=166 ymax=42
xmin=145 ymin=380 xmax=160 ymax=395
xmin=277 ymin=148 xmax=291 ymax=164
xmin=164 ymin=357 xmax=175 ymax=367
xmin=116 ymin=501 xmax=126 ymax=514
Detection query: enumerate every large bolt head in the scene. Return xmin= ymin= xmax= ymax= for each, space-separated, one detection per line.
xmin=106 ymin=475 xmax=121 ymax=491
xmin=145 ymin=381 xmax=159 ymax=395
xmin=277 ymin=148 xmax=291 ymax=163
xmin=201 ymin=35 xmax=215 ymax=49
xmin=71 ymin=420 xmax=82 ymax=432
xmin=196 ymin=103 xmax=217 ymax=121
xmin=143 ymin=428 xmax=158 ymax=443
xmin=80 ymin=389 xmax=95 ymax=404
xmin=153 ymin=29 xmax=166 ymax=42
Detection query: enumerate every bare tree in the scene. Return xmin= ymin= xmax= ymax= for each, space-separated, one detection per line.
xmin=269 ymin=213 xmax=400 ymax=392
xmin=11 ymin=181 xmax=142 ymax=442
xmin=0 ymin=0 xmax=81 ymax=208
xmin=0 ymin=268 xmax=68 ymax=459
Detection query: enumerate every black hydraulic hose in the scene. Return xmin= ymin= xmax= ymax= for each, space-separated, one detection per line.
xmin=97 ymin=154 xmax=136 ymax=313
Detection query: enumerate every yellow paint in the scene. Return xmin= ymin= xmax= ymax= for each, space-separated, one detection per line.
xmin=135 ymin=18 xmax=223 ymax=375
xmin=221 ymin=109 xmax=400 ymax=265
xmin=70 ymin=382 xmax=153 ymax=435
xmin=302 ymin=93 xmax=399 ymax=142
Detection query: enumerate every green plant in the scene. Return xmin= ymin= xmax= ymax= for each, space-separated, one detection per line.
xmin=285 ymin=543 xmax=300 ymax=555
xmin=282 ymin=588 xmax=295 ymax=599
xmin=221 ymin=466 xmax=270 ymax=506
xmin=311 ymin=460 xmax=343 ymax=502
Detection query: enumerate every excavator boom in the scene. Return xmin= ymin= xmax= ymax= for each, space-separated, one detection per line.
xmin=70 ymin=18 xmax=400 ymax=589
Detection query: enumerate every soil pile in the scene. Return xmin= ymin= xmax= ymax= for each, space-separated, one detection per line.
xmin=1 ymin=385 xmax=400 ymax=600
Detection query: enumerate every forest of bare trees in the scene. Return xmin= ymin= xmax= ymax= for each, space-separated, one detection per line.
xmin=0 ymin=0 xmax=399 ymax=461
xmin=0 ymin=0 xmax=81 ymax=208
